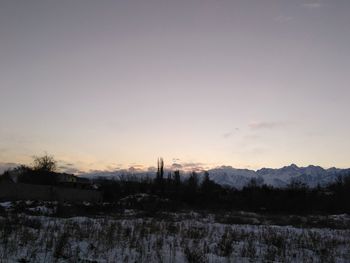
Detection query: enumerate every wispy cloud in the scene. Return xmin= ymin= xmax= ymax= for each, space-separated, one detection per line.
xmin=302 ymin=2 xmax=322 ymax=9
xmin=128 ymin=166 xmax=145 ymax=173
xmin=57 ymin=161 xmax=83 ymax=174
xmin=249 ymin=121 xmax=285 ymax=130
xmin=171 ymin=162 xmax=208 ymax=172
xmin=58 ymin=165 xmax=83 ymax=175
xmin=171 ymin=163 xmax=183 ymax=169
xmin=222 ymin=128 xmax=239 ymax=139
xmin=274 ymin=15 xmax=294 ymax=23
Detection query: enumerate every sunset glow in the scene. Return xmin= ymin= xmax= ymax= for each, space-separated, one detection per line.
xmin=1 ymin=0 xmax=349 ymax=173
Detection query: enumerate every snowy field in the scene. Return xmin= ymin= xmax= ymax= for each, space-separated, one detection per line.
xmin=0 ymin=202 xmax=349 ymax=262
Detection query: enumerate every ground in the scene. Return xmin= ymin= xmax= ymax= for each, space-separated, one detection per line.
xmin=0 ymin=201 xmax=349 ymax=263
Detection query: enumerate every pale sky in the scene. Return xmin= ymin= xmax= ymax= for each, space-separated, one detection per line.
xmin=1 ymin=0 xmax=349 ymax=173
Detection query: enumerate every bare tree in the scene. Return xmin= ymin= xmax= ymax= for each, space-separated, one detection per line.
xmin=32 ymin=154 xmax=57 ymax=172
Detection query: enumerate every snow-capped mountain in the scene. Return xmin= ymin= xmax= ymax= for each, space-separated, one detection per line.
xmin=206 ymin=166 xmax=256 ymax=189
xmin=82 ymin=164 xmax=350 ymax=189
xmin=208 ymin=164 xmax=350 ymax=188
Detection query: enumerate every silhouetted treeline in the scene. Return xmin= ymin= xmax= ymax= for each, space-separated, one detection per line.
xmin=1 ymin=154 xmax=350 ymax=214
xmin=1 ymin=165 xmax=58 ymax=185
xmin=0 ymin=154 xmax=60 ymax=185
xmin=95 ymin=170 xmax=350 ymax=214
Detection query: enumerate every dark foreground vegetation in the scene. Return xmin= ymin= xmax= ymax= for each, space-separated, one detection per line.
xmin=1 ymin=209 xmax=349 ymax=263
xmin=97 ymin=171 xmax=350 ymax=214
xmin=1 ymin=156 xmax=350 ymax=214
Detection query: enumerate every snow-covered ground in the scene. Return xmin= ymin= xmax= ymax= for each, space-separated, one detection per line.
xmin=0 ymin=206 xmax=349 ymax=262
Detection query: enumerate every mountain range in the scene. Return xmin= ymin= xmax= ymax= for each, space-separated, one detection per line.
xmin=83 ymin=164 xmax=350 ymax=189
xmin=208 ymin=164 xmax=350 ymax=188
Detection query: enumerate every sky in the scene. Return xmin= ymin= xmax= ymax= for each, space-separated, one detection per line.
xmin=0 ymin=0 xmax=350 ymax=173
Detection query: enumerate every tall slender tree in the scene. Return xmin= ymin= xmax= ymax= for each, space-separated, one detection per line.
xmin=155 ymin=158 xmax=164 ymax=194
xmin=156 ymin=158 xmax=164 ymax=182
xmin=174 ymin=170 xmax=181 ymax=185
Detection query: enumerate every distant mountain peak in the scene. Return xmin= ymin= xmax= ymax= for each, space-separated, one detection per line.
xmin=289 ymin=163 xmax=298 ymax=168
